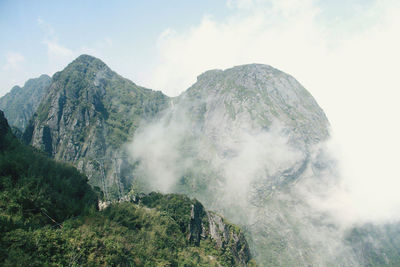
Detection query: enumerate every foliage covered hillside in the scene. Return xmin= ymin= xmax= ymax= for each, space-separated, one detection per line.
xmin=1 ymin=199 xmax=255 ymax=266
xmin=0 ymin=110 xmax=254 ymax=266
xmin=0 ymin=110 xmax=98 ymax=233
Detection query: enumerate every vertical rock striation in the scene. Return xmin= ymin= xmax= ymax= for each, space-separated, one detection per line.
xmin=24 ymin=55 xmax=168 ymax=193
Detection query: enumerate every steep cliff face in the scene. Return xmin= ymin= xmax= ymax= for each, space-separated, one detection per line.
xmin=187 ymin=202 xmax=251 ymax=266
xmin=139 ymin=192 xmax=254 ymax=266
xmin=0 ymin=110 xmax=10 ymax=149
xmin=206 ymin=211 xmax=251 ymax=266
xmin=0 ymin=75 xmax=51 ymax=130
xmin=24 ymin=55 xmax=168 ymax=193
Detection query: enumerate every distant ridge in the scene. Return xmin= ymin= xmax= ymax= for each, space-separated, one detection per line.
xmin=0 ymin=74 xmax=51 ymax=130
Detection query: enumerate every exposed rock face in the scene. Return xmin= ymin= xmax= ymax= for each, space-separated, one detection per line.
xmin=134 ymin=192 xmax=254 ymax=266
xmin=186 ymin=199 xmax=252 ymax=266
xmin=206 ymin=211 xmax=251 ymax=266
xmin=0 ymin=75 xmax=51 ymax=130
xmin=188 ymin=201 xmax=205 ymax=245
xmin=0 ymin=110 xmax=10 ymax=147
xmin=180 ymin=64 xmax=329 ymax=145
xmin=24 ymin=55 xmax=168 ymax=194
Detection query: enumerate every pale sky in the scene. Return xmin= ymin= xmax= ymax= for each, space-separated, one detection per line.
xmin=1 ymin=0 xmax=400 ymax=223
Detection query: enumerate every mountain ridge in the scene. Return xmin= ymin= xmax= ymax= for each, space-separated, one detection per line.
xmin=23 ymin=54 xmax=168 ymax=195
xmin=0 ymin=74 xmax=51 ymax=130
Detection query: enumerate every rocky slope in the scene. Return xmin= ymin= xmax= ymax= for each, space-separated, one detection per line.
xmin=23 ymin=55 xmax=168 ymax=196
xmin=129 ymin=64 xmax=358 ymax=266
xmin=138 ymin=192 xmax=254 ymax=266
xmin=0 ymin=74 xmax=51 ymax=130
xmin=181 ymin=64 xmax=329 ymax=144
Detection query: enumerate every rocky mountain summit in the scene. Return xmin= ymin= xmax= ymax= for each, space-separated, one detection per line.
xmin=0 ymin=74 xmax=51 ymax=131
xmin=181 ymin=64 xmax=329 ymax=144
xmin=23 ymin=55 xmax=168 ymax=195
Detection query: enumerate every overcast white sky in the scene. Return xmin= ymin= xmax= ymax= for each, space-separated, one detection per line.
xmin=1 ymin=0 xmax=400 ymax=223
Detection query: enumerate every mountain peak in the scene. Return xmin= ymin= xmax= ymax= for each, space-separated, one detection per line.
xmin=52 ymin=54 xmax=111 ymax=84
xmin=62 ymin=54 xmax=110 ymax=74
xmin=23 ymin=74 xmax=51 ymax=88
xmin=73 ymin=54 xmax=103 ymax=64
xmin=196 ymin=63 xmax=278 ymax=82
xmin=184 ymin=63 xmax=330 ymax=143
xmin=0 ymin=75 xmax=52 ymax=130
xmin=229 ymin=63 xmax=274 ymax=70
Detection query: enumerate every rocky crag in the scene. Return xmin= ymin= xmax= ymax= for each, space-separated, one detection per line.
xmin=139 ymin=192 xmax=254 ymax=266
xmin=23 ymin=55 xmax=168 ymax=197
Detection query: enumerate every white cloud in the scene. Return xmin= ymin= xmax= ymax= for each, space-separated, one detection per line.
xmin=43 ymin=40 xmax=74 ymax=59
xmin=42 ymin=39 xmax=75 ymax=74
xmin=158 ymin=28 xmax=175 ymax=42
xmin=2 ymin=52 xmax=25 ymax=71
xmin=148 ymin=0 xmax=322 ymax=96
xmin=0 ymin=52 xmax=28 ymax=96
xmin=146 ymin=0 xmax=400 ymax=224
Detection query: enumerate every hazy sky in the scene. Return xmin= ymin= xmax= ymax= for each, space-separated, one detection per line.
xmin=1 ymin=0 xmax=400 ymax=223
xmin=0 ymin=0 xmax=379 ymax=96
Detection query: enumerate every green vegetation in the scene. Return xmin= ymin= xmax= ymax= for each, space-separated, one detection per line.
xmin=0 ymin=114 xmax=98 ymax=233
xmin=1 ymin=202 xmax=238 ymax=266
xmin=102 ymin=75 xmax=168 ymax=148
xmin=1 ymin=112 xmax=251 ymax=266
xmin=140 ymin=192 xmax=199 ymax=235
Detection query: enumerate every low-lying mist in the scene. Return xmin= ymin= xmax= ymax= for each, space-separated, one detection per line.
xmin=126 ymin=89 xmax=399 ymax=265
